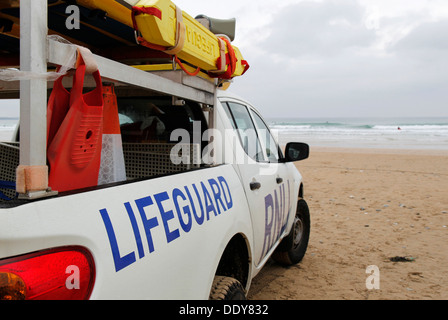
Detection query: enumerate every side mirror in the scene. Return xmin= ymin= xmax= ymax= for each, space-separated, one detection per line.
xmin=284 ymin=142 xmax=309 ymax=162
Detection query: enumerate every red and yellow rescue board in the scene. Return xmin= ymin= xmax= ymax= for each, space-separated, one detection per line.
xmin=77 ymin=0 xmax=249 ymax=79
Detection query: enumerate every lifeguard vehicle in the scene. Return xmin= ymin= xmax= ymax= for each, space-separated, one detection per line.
xmin=0 ymin=0 xmax=310 ymax=300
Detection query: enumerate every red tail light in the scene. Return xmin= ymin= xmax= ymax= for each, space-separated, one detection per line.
xmin=0 ymin=246 xmax=95 ymax=300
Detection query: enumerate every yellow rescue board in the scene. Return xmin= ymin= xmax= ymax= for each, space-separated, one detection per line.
xmin=76 ymin=0 xmax=135 ymax=27
xmin=77 ymin=0 xmax=249 ymax=79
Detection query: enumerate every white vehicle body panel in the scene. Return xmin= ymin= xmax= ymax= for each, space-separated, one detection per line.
xmin=0 ymin=92 xmax=304 ymax=299
xmin=0 ymin=165 xmax=254 ymax=299
xmin=215 ymin=95 xmax=302 ymax=272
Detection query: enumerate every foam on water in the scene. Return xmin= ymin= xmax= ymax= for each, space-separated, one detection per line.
xmin=268 ymin=117 xmax=448 ymax=150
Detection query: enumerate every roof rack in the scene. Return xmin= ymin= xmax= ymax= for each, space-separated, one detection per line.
xmin=0 ymin=0 xmax=218 ymax=199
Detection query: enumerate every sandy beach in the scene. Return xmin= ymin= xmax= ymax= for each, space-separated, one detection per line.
xmin=248 ymin=147 xmax=448 ymax=300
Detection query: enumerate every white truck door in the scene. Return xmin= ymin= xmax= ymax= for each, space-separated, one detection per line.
xmin=221 ymin=100 xmax=294 ymax=266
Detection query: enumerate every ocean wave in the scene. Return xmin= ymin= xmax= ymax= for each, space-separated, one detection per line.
xmin=268 ymin=117 xmax=448 ymax=149
xmin=0 ymin=125 xmax=17 ymax=130
xmin=270 ymin=122 xmax=448 ymax=132
xmin=373 ymin=124 xmax=448 ymax=131
xmin=271 ymin=122 xmax=375 ymax=130
xmin=0 ymin=116 xmax=18 ymax=130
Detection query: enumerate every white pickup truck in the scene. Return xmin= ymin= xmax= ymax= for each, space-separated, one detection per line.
xmin=0 ymin=1 xmax=310 ymax=301
xmin=0 ymin=89 xmax=310 ymax=300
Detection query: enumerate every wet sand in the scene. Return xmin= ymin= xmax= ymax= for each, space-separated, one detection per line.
xmin=248 ymin=147 xmax=448 ymax=300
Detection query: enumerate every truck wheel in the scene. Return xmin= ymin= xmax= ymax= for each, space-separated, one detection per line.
xmin=273 ymin=198 xmax=310 ymax=266
xmin=209 ymin=276 xmax=247 ymax=300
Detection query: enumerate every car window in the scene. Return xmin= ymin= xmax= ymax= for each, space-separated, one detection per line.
xmin=224 ymin=102 xmax=265 ymax=162
xmin=250 ymin=110 xmax=281 ymax=162
xmin=221 ymin=102 xmax=237 ymax=130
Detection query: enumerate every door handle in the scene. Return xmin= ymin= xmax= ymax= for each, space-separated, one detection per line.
xmin=250 ymin=181 xmax=261 ymax=191
xmin=276 ymin=177 xmax=283 ymax=184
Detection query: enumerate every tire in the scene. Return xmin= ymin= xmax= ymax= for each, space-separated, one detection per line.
xmin=273 ymin=198 xmax=310 ymax=266
xmin=209 ymin=276 xmax=247 ymax=300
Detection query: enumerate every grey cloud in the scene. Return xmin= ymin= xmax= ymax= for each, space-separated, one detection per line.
xmin=232 ymin=1 xmax=448 ymax=118
xmin=391 ymin=19 xmax=448 ymax=59
xmin=260 ymin=0 xmax=376 ymax=58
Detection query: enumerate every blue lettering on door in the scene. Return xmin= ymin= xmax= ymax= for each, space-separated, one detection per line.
xmin=100 ymin=208 xmax=136 ymax=273
xmin=260 ymin=180 xmax=292 ymax=260
xmin=99 ymin=176 xmax=234 ymax=272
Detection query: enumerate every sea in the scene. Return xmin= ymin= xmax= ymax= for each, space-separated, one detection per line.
xmin=267 ymin=117 xmax=448 ymax=150
xmin=0 ymin=117 xmax=18 ymax=142
xmin=1 ymin=116 xmax=448 ymax=151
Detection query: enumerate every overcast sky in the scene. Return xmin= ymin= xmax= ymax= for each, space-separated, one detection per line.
xmin=177 ymin=0 xmax=448 ymax=118
xmin=1 ymin=0 xmax=447 ymax=119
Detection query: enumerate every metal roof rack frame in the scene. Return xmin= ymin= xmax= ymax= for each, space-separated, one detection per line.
xmin=0 ymin=0 xmax=217 ymax=200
